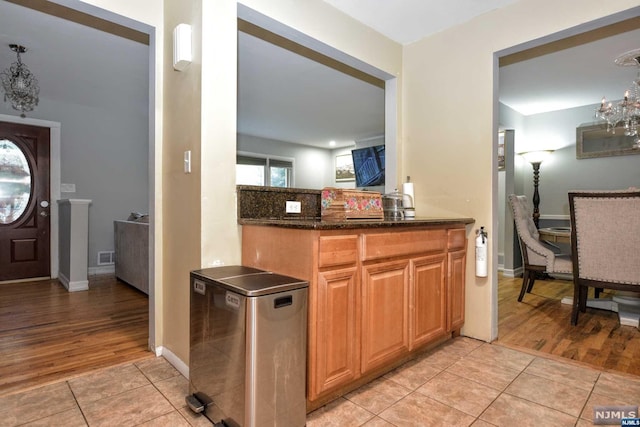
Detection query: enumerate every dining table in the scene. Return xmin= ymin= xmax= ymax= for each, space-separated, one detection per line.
xmin=538 ymin=226 xmax=570 ymax=244
xmin=540 ymin=225 xmax=640 ymax=327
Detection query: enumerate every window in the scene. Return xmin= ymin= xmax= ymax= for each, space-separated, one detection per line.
xmin=0 ymin=139 xmax=32 ymax=224
xmin=236 ymin=154 xmax=293 ymax=187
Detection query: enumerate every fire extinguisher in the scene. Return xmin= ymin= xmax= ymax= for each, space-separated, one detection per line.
xmin=476 ymin=226 xmax=488 ymax=277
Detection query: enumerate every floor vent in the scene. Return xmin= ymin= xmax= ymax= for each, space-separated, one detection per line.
xmin=97 ymin=251 xmax=115 ymax=265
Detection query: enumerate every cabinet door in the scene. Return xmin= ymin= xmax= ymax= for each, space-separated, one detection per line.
xmin=410 ymin=253 xmax=447 ymax=350
xmin=361 ymin=259 xmax=410 ymax=374
xmin=448 ymin=249 xmax=466 ymax=331
xmin=311 ymin=267 xmax=359 ymax=399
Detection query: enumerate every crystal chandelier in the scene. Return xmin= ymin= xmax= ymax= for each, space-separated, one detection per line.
xmin=594 ymin=48 xmax=640 ymax=149
xmin=0 ymin=44 xmax=40 ymax=118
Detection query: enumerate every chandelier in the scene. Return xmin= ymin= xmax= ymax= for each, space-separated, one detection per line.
xmin=594 ymin=48 xmax=640 ymax=149
xmin=0 ymin=44 xmax=39 ymax=118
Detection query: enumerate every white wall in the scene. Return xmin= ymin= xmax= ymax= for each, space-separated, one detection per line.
xmin=523 ymin=104 xmax=640 ymax=215
xmin=500 ymin=102 xmax=640 ymax=216
xmin=237 ymin=134 xmax=393 ymax=191
xmin=500 ymin=99 xmax=640 ymax=274
xmin=237 ymin=133 xmax=333 ymax=189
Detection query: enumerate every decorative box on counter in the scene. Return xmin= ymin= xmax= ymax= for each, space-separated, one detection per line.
xmin=321 ymin=188 xmax=383 ymax=221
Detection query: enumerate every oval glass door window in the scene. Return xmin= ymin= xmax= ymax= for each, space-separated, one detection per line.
xmin=0 ymin=139 xmax=32 ymax=224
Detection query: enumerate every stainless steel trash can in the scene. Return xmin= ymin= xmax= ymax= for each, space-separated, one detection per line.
xmin=187 ymin=266 xmax=308 ymax=427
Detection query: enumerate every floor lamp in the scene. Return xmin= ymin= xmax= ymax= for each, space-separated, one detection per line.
xmin=520 ymin=150 xmax=553 ymax=228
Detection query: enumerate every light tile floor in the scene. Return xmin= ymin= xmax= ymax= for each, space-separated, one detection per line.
xmin=1 ymin=337 xmax=639 ymax=426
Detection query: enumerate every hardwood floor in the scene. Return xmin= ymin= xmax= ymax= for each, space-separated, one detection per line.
xmin=0 ymin=275 xmax=152 ymax=397
xmin=497 ymin=273 xmax=640 ymax=376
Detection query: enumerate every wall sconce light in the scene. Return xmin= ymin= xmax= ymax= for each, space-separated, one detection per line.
xmin=519 ymin=150 xmax=554 ymax=228
xmin=173 ymin=23 xmax=192 ymax=71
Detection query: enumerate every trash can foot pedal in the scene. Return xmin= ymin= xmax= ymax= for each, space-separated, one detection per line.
xmin=185 ymin=394 xmax=205 ymax=414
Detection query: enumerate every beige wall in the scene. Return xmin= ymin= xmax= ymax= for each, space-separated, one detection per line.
xmin=162 ymin=0 xmax=403 ymax=364
xmin=162 ymin=0 xmax=204 ymax=363
xmin=88 ymin=0 xmax=639 ymax=366
xmin=403 ymin=0 xmax=639 ymax=341
xmin=82 ymin=0 xmax=162 ymax=23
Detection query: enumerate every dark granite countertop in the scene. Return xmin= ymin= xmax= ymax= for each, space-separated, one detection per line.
xmin=236 ymin=185 xmax=475 ymax=230
xmin=238 ymin=216 xmax=475 ymax=230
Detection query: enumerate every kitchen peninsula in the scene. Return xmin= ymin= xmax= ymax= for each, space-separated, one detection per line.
xmin=238 ymin=185 xmax=475 ymax=410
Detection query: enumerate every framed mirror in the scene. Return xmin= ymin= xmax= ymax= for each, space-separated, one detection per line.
xmin=576 ymin=122 xmax=640 ymax=159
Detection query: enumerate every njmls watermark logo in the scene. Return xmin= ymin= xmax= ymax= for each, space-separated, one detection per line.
xmin=594 ymin=405 xmax=639 ymax=425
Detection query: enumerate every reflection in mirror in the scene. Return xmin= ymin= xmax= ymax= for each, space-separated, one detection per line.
xmin=236 ymin=152 xmax=293 ymax=187
xmin=0 ymin=139 xmax=32 ymax=224
xmin=237 ymin=20 xmax=385 ymax=190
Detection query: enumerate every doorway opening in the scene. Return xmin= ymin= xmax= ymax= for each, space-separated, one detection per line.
xmin=494 ymin=7 xmax=640 ymax=373
xmin=0 ymin=0 xmax=157 ymax=392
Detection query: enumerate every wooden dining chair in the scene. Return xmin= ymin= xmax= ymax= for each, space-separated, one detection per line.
xmin=508 ymin=194 xmax=572 ymax=302
xmin=569 ymin=190 xmax=640 ymax=325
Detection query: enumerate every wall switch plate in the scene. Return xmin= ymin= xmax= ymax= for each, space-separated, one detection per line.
xmin=184 ymin=150 xmax=191 ymax=173
xmin=286 ymin=201 xmax=301 ymax=213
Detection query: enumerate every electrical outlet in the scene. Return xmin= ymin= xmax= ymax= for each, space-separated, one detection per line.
xmin=286 ymin=201 xmax=301 ymax=213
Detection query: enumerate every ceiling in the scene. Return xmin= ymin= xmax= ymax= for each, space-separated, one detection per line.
xmin=323 ymin=0 xmax=522 ymax=45
xmin=325 ymin=0 xmax=640 ymax=117
xmin=1 ymin=1 xmax=639 ymax=147
xmin=237 ymin=30 xmax=385 ymax=148
xmin=0 ymin=1 xmax=149 ymax=117
xmin=499 ymin=29 xmax=640 ymax=116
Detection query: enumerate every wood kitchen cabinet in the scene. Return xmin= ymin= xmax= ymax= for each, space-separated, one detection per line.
xmin=241 ymin=222 xmax=469 ymax=411
xmin=361 ymin=259 xmax=410 ymax=373
xmin=447 ymin=229 xmax=467 ymax=331
xmin=313 ymin=266 xmax=359 ymax=397
xmin=448 ymin=250 xmax=466 ymax=330
xmin=410 ymin=253 xmax=447 ymax=349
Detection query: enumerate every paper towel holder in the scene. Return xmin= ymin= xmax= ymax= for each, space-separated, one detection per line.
xmin=402 ymin=177 xmax=414 ymax=207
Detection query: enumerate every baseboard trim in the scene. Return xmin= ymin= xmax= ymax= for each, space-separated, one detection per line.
xmin=89 ymin=265 xmax=115 ymax=276
xmin=58 ymin=272 xmax=89 ymax=292
xmin=501 ymin=267 xmax=523 ymax=278
xmin=157 ymin=346 xmax=189 ymax=379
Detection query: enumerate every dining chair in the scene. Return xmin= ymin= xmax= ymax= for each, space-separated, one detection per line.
xmin=568 ymin=190 xmax=640 ymax=325
xmin=508 ymin=194 xmax=573 ymax=302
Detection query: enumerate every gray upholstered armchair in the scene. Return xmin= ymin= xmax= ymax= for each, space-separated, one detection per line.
xmin=569 ymin=190 xmax=640 ymax=325
xmin=508 ymin=194 xmax=573 ymax=302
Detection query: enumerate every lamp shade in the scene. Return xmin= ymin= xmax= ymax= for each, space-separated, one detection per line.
xmin=520 ymin=150 xmax=553 ymax=164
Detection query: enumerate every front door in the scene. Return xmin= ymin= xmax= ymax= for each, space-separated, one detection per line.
xmin=0 ymin=121 xmax=50 ymax=281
